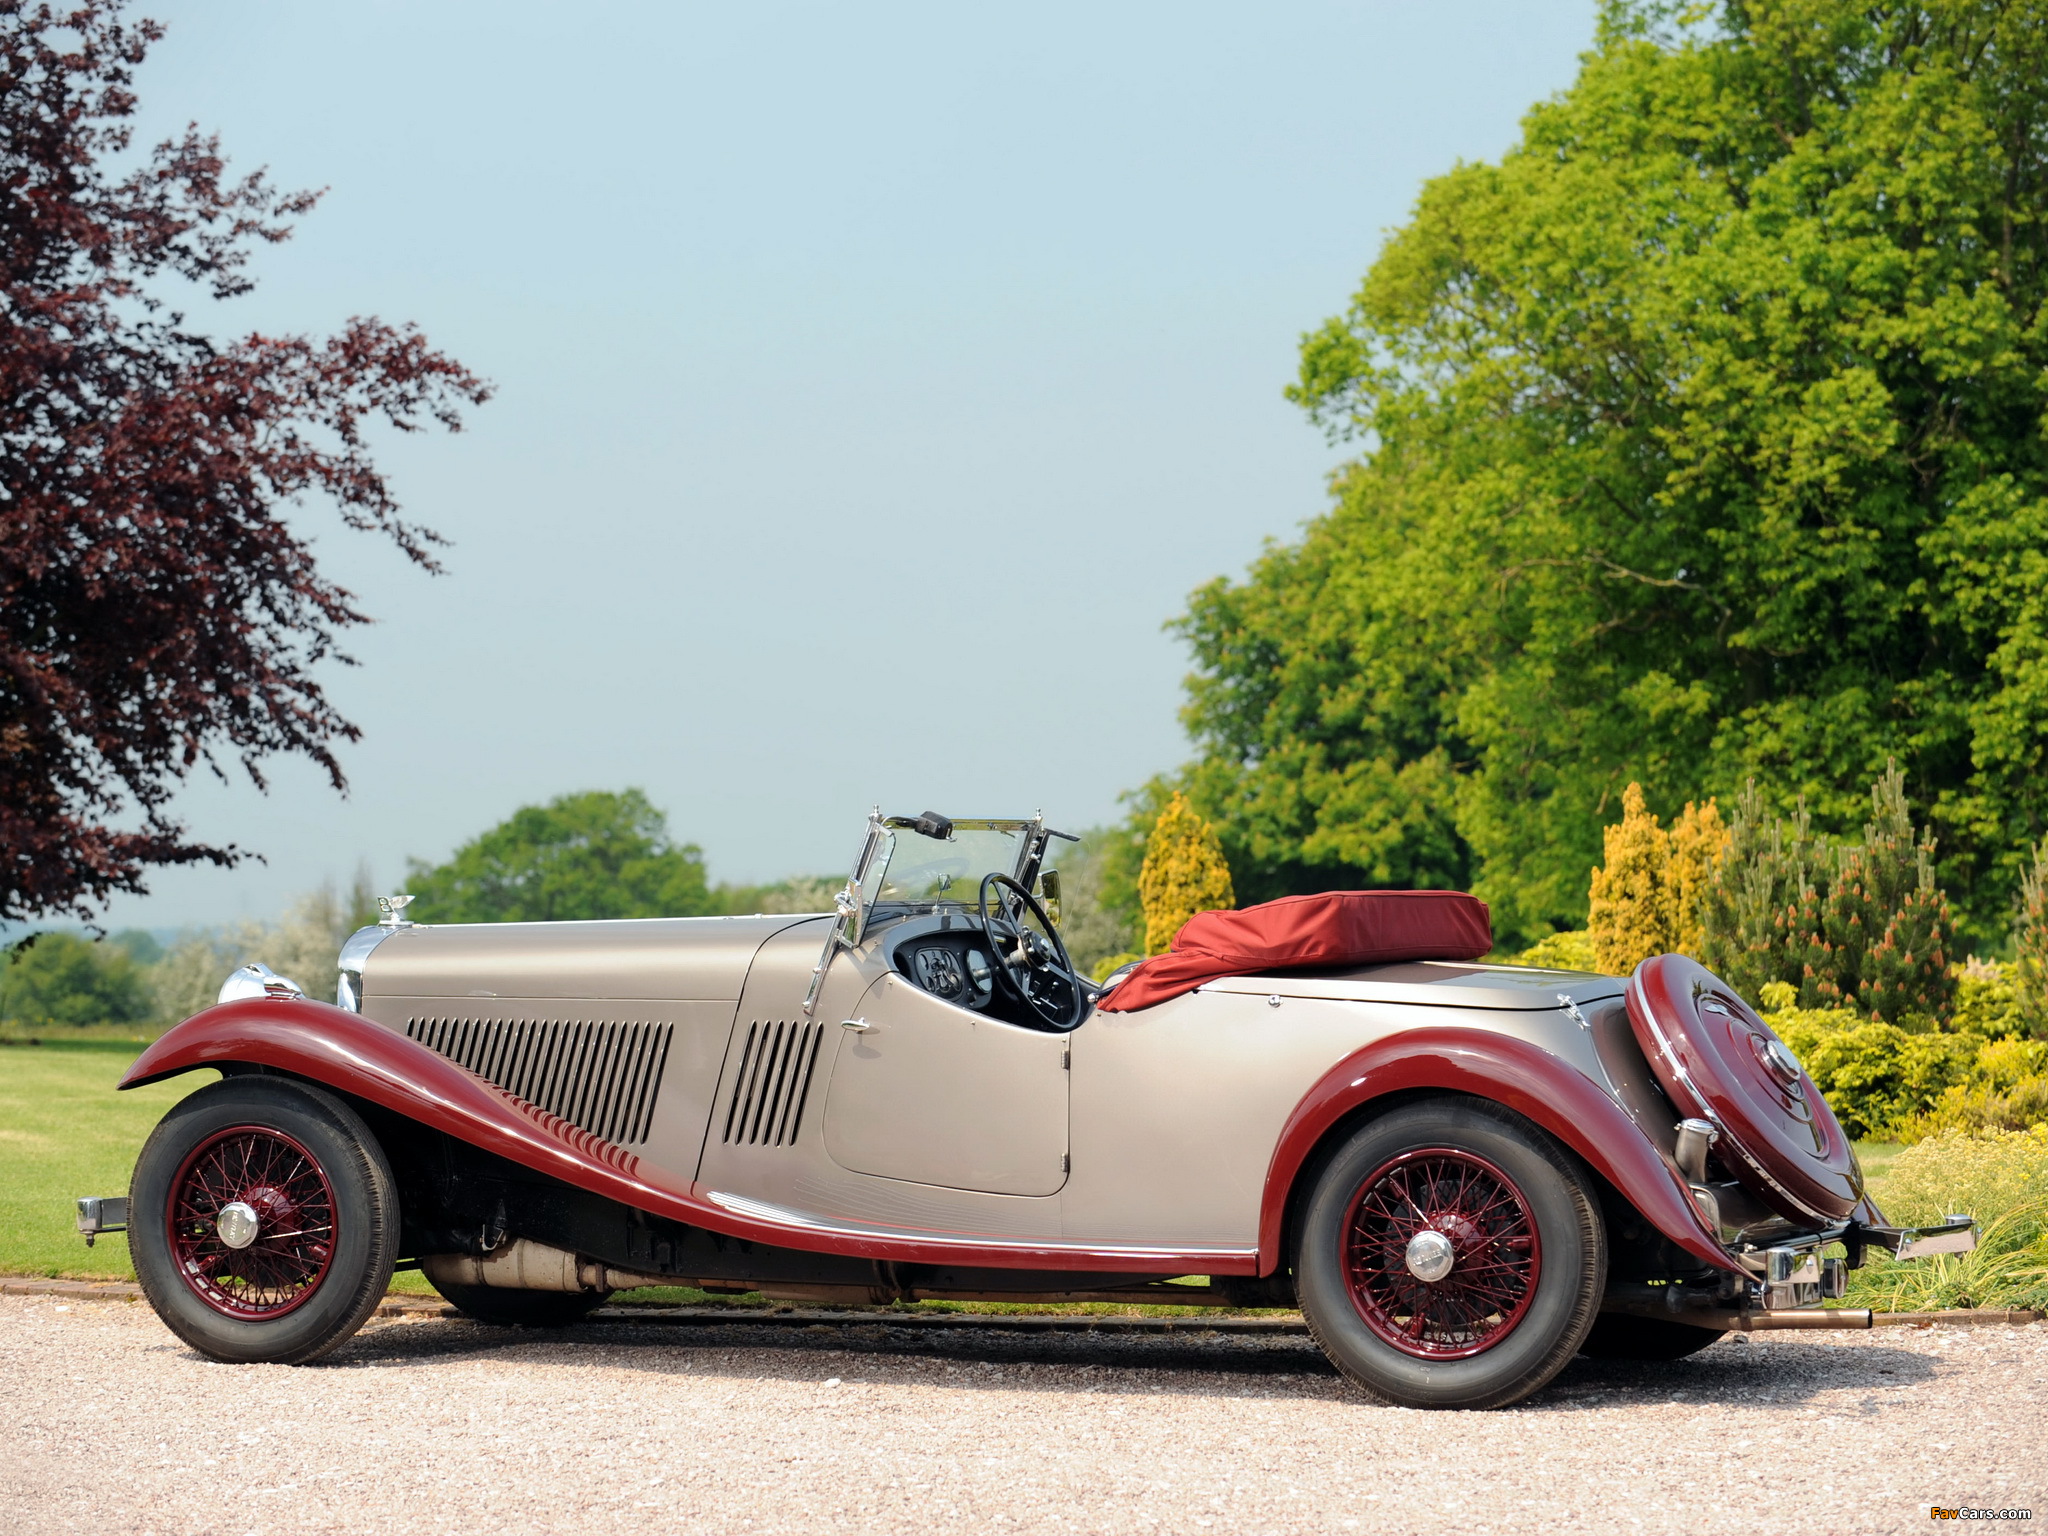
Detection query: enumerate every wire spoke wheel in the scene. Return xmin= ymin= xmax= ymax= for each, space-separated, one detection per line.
xmin=167 ymin=1124 xmax=337 ymax=1320
xmin=134 ymin=1078 xmax=395 ymax=1364
xmin=1341 ymin=1146 xmax=1542 ymax=1360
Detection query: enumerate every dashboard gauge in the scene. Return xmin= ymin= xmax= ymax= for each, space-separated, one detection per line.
xmin=913 ymin=947 xmax=966 ymax=999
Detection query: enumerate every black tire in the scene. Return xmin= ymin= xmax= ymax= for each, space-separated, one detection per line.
xmin=1579 ymin=1313 xmax=1728 ymax=1360
xmin=428 ymin=1281 xmax=608 ymax=1327
xmin=1295 ymin=1096 xmax=1607 ymax=1410
xmin=130 ymin=1075 xmax=397 ymax=1365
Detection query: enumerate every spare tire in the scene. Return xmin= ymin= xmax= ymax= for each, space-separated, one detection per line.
xmin=1625 ymin=954 xmax=1863 ymax=1225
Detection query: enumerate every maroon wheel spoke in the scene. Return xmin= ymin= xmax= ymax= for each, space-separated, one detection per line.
xmin=165 ymin=1125 xmax=337 ymax=1322
xmin=1342 ymin=1145 xmax=1543 ymax=1361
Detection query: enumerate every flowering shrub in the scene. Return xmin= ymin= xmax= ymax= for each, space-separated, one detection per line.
xmin=2017 ymin=844 xmax=2048 ymax=1041
xmin=1701 ymin=767 xmax=1956 ymax=1027
xmin=1869 ymin=1126 xmax=2048 ymax=1227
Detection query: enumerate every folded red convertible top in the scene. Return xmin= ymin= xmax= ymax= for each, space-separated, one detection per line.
xmin=1095 ymin=889 xmax=1494 ymax=1013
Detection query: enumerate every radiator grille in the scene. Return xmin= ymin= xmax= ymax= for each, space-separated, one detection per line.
xmin=405 ymin=1016 xmax=674 ymax=1147
xmin=722 ymin=1019 xmax=824 ymax=1146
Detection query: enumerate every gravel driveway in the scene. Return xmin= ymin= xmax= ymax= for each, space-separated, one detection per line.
xmin=3 ymin=1296 xmax=2041 ymax=1535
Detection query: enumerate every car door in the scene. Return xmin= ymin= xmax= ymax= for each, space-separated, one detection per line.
xmin=821 ymin=970 xmax=1070 ymax=1197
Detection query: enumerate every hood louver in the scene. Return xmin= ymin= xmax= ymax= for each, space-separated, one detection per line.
xmin=722 ymin=1018 xmax=824 ymax=1147
xmin=405 ymin=1016 xmax=673 ymax=1147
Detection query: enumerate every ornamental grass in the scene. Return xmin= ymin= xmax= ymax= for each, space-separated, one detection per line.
xmin=1839 ymin=1199 xmax=2048 ymax=1314
xmin=1845 ymin=1129 xmax=2048 ymax=1313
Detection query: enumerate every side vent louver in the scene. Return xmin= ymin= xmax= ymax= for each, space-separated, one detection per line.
xmin=722 ymin=1019 xmax=825 ymax=1146
xmin=405 ymin=1017 xmax=673 ymax=1147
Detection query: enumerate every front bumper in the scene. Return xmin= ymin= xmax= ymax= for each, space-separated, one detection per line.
xmin=75 ymin=1196 xmax=128 ymax=1249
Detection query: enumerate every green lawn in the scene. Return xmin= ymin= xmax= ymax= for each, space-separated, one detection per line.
xmin=1856 ymin=1139 xmax=1905 ymax=1186
xmin=0 ymin=1040 xmax=215 ymax=1280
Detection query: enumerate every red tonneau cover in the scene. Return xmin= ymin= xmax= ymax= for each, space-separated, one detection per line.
xmin=1095 ymin=889 xmax=1493 ymax=1013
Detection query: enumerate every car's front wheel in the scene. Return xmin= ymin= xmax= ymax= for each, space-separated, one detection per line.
xmin=130 ymin=1076 xmax=397 ymax=1365
xmin=1295 ymin=1097 xmax=1607 ymax=1409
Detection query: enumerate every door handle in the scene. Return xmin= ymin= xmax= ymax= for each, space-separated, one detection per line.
xmin=840 ymin=1017 xmax=871 ymax=1032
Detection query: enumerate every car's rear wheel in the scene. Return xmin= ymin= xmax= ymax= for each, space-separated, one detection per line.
xmin=428 ymin=1280 xmax=609 ymax=1327
xmin=1295 ymin=1097 xmax=1607 ymax=1410
xmin=1578 ymin=1313 xmax=1727 ymax=1360
xmin=130 ymin=1076 xmax=396 ymax=1364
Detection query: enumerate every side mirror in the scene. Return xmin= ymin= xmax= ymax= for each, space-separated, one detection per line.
xmin=1038 ymin=868 xmax=1062 ymax=927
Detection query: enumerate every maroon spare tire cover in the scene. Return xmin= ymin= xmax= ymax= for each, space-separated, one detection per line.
xmin=1625 ymin=954 xmax=1863 ymax=1225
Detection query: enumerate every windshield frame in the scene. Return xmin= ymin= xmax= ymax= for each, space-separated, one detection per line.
xmin=867 ymin=816 xmax=1041 ymax=913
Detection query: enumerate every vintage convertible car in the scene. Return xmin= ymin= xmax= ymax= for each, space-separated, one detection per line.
xmin=79 ymin=810 xmax=1976 ymax=1409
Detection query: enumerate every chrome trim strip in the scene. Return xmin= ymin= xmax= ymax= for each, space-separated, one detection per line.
xmin=702 ymin=1190 xmax=1257 ymax=1261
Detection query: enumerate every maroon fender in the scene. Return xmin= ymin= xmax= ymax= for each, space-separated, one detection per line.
xmin=123 ymin=1000 xmax=1257 ymax=1275
xmin=1254 ymin=1027 xmax=1736 ymax=1277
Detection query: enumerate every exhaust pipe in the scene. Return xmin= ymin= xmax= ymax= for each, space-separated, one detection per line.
xmin=421 ymin=1240 xmax=668 ymax=1294
xmin=1688 ymin=1307 xmax=1873 ymax=1331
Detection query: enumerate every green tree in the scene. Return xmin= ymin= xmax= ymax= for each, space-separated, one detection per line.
xmin=405 ymin=790 xmax=712 ymax=923
xmin=0 ymin=932 xmax=151 ymax=1027
xmin=1170 ymin=0 xmax=2048 ymax=946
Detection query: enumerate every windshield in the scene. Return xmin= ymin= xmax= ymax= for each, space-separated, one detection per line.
xmin=871 ymin=820 xmax=1034 ymax=905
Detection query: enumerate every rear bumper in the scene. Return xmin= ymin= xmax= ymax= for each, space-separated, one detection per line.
xmin=1606 ymin=1213 xmax=1980 ymax=1327
xmin=1846 ymin=1214 xmax=1977 ymax=1264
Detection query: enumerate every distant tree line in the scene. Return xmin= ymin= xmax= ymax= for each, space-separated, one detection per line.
xmin=0 ymin=790 xmax=844 ymax=1029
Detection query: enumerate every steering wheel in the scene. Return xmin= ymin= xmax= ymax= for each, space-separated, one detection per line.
xmin=977 ymin=873 xmax=1087 ymax=1031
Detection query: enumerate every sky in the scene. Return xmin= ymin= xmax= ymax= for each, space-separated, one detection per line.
xmin=85 ymin=0 xmax=1598 ymax=931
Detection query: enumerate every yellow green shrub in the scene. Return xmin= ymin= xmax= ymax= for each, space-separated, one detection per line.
xmin=1089 ymin=951 xmax=1142 ymax=983
xmin=1510 ymin=929 xmax=1601 ymax=972
xmin=1137 ymin=793 xmax=1235 ymax=956
xmin=1867 ymin=1127 xmax=2048 ymax=1228
xmin=1666 ymin=799 xmax=1727 ymax=956
xmin=1897 ymin=1035 xmax=2048 ymax=1139
xmin=1586 ymin=784 xmax=1727 ymax=976
xmin=1953 ymin=957 xmax=2024 ymax=1037
xmin=1759 ymin=984 xmax=2047 ymax=1140
xmin=1763 ymin=1003 xmax=1981 ymax=1139
xmin=1902 ymin=1078 xmax=2048 ymax=1141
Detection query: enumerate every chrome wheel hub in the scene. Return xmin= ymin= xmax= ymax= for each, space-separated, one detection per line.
xmin=1404 ymin=1228 xmax=1455 ymax=1283
xmin=215 ymin=1200 xmax=261 ymax=1251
